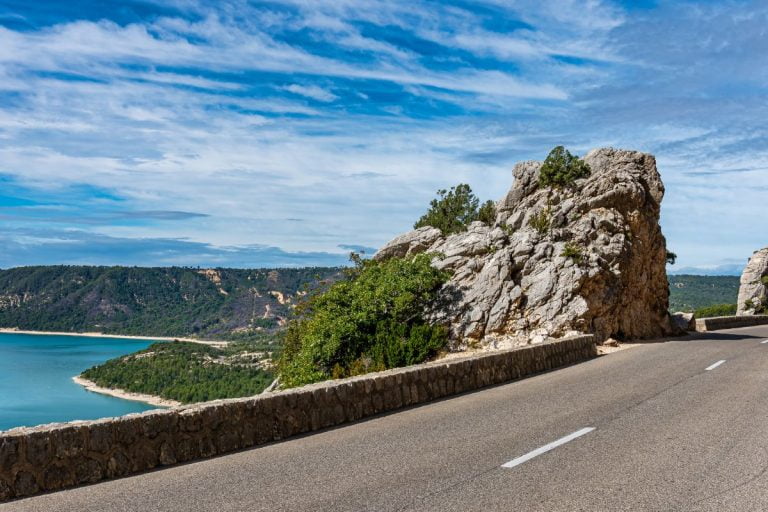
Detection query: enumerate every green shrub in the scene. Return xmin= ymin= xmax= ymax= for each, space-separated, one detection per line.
xmin=666 ymin=250 xmax=677 ymax=265
xmin=694 ymin=303 xmax=737 ymax=318
xmin=538 ymin=146 xmax=590 ymax=188
xmin=278 ymin=254 xmax=450 ymax=388
xmin=414 ymin=184 xmax=496 ymax=234
xmin=477 ymin=200 xmax=497 ymax=225
xmin=743 ymin=299 xmax=766 ymax=314
xmin=561 ymin=243 xmax=583 ymax=263
xmin=501 ymin=223 xmax=515 ymax=236
xmin=528 ymin=205 xmax=552 ymax=234
xmin=761 ymin=276 xmax=768 ymax=286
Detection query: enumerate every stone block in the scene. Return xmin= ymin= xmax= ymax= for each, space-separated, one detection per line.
xmin=0 ymin=435 xmax=21 ymax=469
xmin=25 ymin=431 xmax=53 ymax=468
xmin=55 ymin=426 xmax=87 ymax=458
xmin=0 ymin=477 xmax=12 ymax=501
xmin=88 ymin=422 xmax=114 ymax=453
xmin=43 ymin=463 xmax=72 ymax=490
xmin=14 ymin=471 xmax=39 ymax=497
xmin=106 ymin=450 xmax=131 ymax=478
xmin=73 ymin=457 xmax=104 ymax=484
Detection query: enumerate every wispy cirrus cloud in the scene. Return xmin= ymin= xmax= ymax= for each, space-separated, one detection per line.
xmin=0 ymin=0 xmax=766 ymax=270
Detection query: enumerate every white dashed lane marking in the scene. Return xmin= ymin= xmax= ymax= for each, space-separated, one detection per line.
xmin=502 ymin=427 xmax=595 ymax=469
xmin=705 ymin=360 xmax=726 ymax=371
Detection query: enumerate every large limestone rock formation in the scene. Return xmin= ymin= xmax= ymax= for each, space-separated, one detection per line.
xmin=376 ymin=148 xmax=672 ymax=348
xmin=737 ymin=248 xmax=768 ymax=315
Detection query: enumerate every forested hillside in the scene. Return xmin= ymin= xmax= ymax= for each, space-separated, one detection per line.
xmin=668 ymin=275 xmax=740 ymax=312
xmin=0 ymin=266 xmax=340 ymax=340
xmin=81 ymin=341 xmax=275 ymax=403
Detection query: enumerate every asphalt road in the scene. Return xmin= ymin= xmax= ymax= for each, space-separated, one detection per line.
xmin=6 ymin=325 xmax=768 ymax=512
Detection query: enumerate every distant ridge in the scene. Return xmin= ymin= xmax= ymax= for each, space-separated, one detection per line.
xmin=668 ymin=265 xmax=745 ymax=276
xmin=0 ymin=266 xmax=341 ymax=340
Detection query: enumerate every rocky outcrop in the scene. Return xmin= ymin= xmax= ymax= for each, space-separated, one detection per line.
xmin=737 ymin=248 xmax=768 ymax=315
xmin=376 ymin=148 xmax=672 ymax=347
xmin=671 ymin=312 xmax=696 ymax=331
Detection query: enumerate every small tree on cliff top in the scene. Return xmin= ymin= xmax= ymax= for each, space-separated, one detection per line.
xmin=414 ymin=184 xmax=496 ymax=234
xmin=538 ymin=146 xmax=590 ymax=188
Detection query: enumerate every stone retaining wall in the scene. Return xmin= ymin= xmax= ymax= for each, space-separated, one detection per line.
xmin=695 ymin=315 xmax=768 ymax=332
xmin=0 ymin=335 xmax=596 ymax=501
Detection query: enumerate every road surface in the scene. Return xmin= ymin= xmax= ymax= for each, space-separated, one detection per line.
xmin=6 ymin=325 xmax=768 ymax=511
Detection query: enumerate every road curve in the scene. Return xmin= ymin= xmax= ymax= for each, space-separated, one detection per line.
xmin=5 ymin=325 xmax=768 ymax=511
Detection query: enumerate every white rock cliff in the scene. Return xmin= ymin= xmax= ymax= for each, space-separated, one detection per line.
xmin=376 ymin=148 xmax=673 ymax=348
xmin=737 ymin=247 xmax=768 ymax=315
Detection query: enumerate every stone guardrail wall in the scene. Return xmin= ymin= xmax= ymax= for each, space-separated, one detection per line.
xmin=695 ymin=315 xmax=768 ymax=332
xmin=0 ymin=335 xmax=596 ymax=502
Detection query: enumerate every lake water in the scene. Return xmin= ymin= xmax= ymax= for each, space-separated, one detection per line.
xmin=0 ymin=332 xmax=161 ymax=432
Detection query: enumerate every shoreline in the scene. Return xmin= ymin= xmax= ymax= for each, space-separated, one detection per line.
xmin=0 ymin=328 xmax=229 ymax=347
xmin=72 ymin=376 xmax=181 ymax=408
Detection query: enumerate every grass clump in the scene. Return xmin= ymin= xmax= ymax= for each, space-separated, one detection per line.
xmin=278 ymin=254 xmax=450 ymax=388
xmin=538 ymin=146 xmax=590 ymax=188
xmin=561 ymin=243 xmax=583 ymax=263
xmin=528 ymin=205 xmax=552 ymax=234
xmin=501 ymin=223 xmax=515 ymax=236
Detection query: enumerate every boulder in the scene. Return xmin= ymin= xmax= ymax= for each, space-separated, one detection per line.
xmin=373 ymin=226 xmax=442 ymax=260
xmin=671 ymin=312 xmax=696 ymax=332
xmin=737 ymin=248 xmax=768 ymax=315
xmin=376 ymin=148 xmax=673 ymax=348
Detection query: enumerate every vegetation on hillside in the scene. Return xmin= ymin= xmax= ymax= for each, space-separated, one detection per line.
xmin=694 ymin=303 xmax=737 ymax=318
xmin=81 ymin=340 xmax=275 ymax=403
xmin=538 ymin=146 xmax=591 ymax=188
xmin=668 ymin=275 xmax=739 ymax=313
xmin=0 ymin=266 xmax=340 ymax=340
xmin=414 ymin=183 xmax=496 ymax=235
xmin=279 ymin=254 xmax=450 ymax=388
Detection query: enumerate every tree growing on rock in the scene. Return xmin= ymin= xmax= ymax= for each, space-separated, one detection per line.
xmin=538 ymin=146 xmax=591 ymax=188
xmin=414 ymin=184 xmax=497 ymax=235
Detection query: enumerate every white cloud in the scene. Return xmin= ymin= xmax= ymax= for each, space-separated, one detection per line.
xmin=281 ymin=84 xmax=338 ymax=102
xmin=0 ymin=0 xmax=766 ymax=270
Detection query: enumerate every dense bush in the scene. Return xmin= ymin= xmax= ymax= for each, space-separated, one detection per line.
xmin=414 ymin=184 xmax=496 ymax=235
xmin=694 ymin=303 xmax=737 ymax=318
xmin=538 ymin=146 xmax=590 ymax=188
xmin=279 ymin=254 xmax=450 ymax=388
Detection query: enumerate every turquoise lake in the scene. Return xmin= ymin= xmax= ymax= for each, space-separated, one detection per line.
xmin=0 ymin=332 xmax=161 ymax=432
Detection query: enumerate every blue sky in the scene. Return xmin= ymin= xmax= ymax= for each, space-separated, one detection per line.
xmin=0 ymin=0 xmax=765 ymax=272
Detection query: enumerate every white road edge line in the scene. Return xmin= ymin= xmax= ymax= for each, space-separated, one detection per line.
xmin=705 ymin=360 xmax=726 ymax=371
xmin=761 ymin=339 xmax=768 ymax=344
xmin=502 ymin=427 xmax=595 ymax=469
